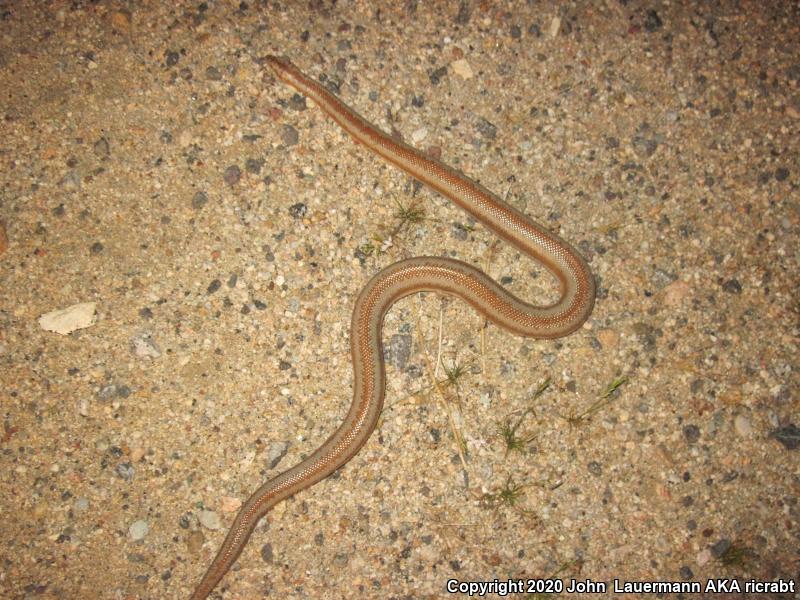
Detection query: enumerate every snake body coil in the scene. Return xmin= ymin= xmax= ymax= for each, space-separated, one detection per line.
xmin=190 ymin=56 xmax=595 ymax=599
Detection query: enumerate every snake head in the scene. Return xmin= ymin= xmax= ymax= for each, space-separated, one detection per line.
xmin=265 ymin=55 xmax=297 ymax=81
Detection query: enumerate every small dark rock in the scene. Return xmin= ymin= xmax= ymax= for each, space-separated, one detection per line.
xmin=721 ymin=279 xmax=742 ymax=294
xmin=116 ymin=463 xmax=135 ymax=481
xmin=191 ymin=191 xmax=208 ymax=209
xmin=683 ymin=424 xmax=700 ymax=444
xmin=288 ymin=93 xmax=307 ymax=111
xmin=429 ymin=66 xmax=448 ymax=85
xmin=245 ymin=158 xmax=264 ymax=174
xmin=205 ymin=66 xmax=222 ymax=81
xmin=644 ymin=10 xmax=663 ymax=32
xmin=385 ymin=334 xmax=412 ymax=369
xmin=771 ymin=423 xmax=799 ymax=450
xmin=98 ymin=384 xmax=117 ymax=401
xmin=710 ymin=538 xmax=731 ymax=558
xmin=631 ymin=135 xmax=658 ymax=158
xmin=282 ymin=124 xmax=299 ymax=146
xmin=261 ymin=543 xmax=273 ymax=563
xmin=94 ymin=137 xmax=110 ymax=158
xmin=207 ymin=279 xmax=221 ymax=294
xmin=476 ymin=118 xmax=497 ymax=140
xmin=288 ymin=203 xmax=307 ymax=218
xmin=451 ymin=222 xmax=469 ymax=240
xmin=223 ymin=165 xmax=241 ymax=186
xmin=454 ymin=0 xmax=470 ymax=24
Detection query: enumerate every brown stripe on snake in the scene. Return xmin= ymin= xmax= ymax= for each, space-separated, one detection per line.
xmin=189 ymin=56 xmax=595 ymax=599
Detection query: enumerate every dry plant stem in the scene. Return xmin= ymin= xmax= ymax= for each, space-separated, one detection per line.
xmin=190 ymin=56 xmax=596 ymax=600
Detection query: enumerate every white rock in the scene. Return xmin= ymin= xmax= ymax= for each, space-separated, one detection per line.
xmin=39 ymin=302 xmax=96 ymax=334
xmin=129 ymin=519 xmax=149 ymax=540
xmin=549 ymin=16 xmax=561 ymax=38
xmin=199 ymin=510 xmax=222 ymax=530
xmin=220 ymin=496 xmax=242 ymax=513
xmin=451 ymin=59 xmax=473 ymax=79
xmin=411 ymin=127 xmax=428 ymax=144
xmin=131 ymin=334 xmax=161 ymax=358
xmin=734 ymin=415 xmax=753 ymax=437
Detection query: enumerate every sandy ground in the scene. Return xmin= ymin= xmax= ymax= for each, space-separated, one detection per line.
xmin=1 ymin=1 xmax=798 ymax=599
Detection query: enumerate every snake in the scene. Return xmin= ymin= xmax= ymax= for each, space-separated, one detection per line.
xmin=189 ymin=56 xmax=595 ymax=599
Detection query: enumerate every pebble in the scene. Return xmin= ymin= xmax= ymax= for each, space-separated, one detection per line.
xmin=385 ymin=334 xmax=412 ymax=369
xmin=116 ymin=463 xmax=135 ymax=481
xmin=451 ymin=59 xmax=473 ymax=79
xmin=39 ymin=302 xmax=97 ymax=335
xmin=223 ymin=165 xmax=241 ymax=185
xmin=771 ymin=423 xmax=799 ymax=450
xmin=683 ymin=424 xmax=700 ymax=444
xmin=663 ymin=280 xmax=690 ymax=306
xmin=93 ymin=137 xmax=110 ymax=158
xmin=475 ymin=118 xmax=497 ymax=140
xmin=108 ymin=9 xmax=132 ymax=32
xmin=696 ymin=549 xmax=711 ymax=566
xmin=282 ymin=124 xmax=299 ymax=146
xmin=549 ymin=16 xmax=561 ymax=37
xmin=220 ymin=496 xmax=242 ymax=513
xmin=710 ymin=538 xmax=731 ymax=558
xmin=734 ymin=415 xmax=752 ymax=437
xmin=721 ymin=279 xmax=743 ymax=294
xmin=129 ymin=520 xmax=149 ymax=541
xmin=261 ymin=543 xmax=274 ymax=563
xmin=410 ymin=127 xmax=428 ymax=144
xmin=191 ymin=191 xmax=208 ymax=209
xmin=644 ymin=10 xmax=663 ymax=32
xmin=596 ymin=328 xmax=619 ymax=349
xmin=199 ymin=510 xmax=222 ymax=530
xmin=131 ymin=333 xmax=161 ymax=359
xmin=267 ymin=441 xmax=290 ymax=469
xmin=186 ymin=530 xmax=205 ymax=554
